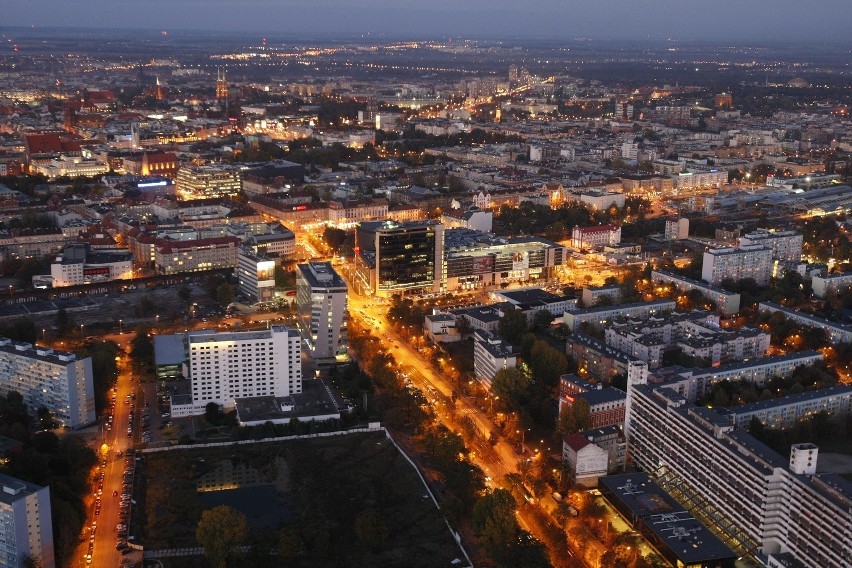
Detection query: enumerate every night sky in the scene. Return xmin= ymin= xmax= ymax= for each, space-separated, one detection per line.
xmin=2 ymin=0 xmax=851 ymax=42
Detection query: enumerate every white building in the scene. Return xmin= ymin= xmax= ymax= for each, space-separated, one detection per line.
xmin=571 ymin=224 xmax=622 ymax=250
xmin=237 ymin=248 xmax=275 ymax=303
xmin=35 ymin=156 xmax=109 ymax=179
xmin=701 ymin=245 xmax=773 ymax=286
xmin=729 ymin=385 xmax=852 ymax=430
xmin=664 ymin=217 xmax=689 ymax=240
xmin=49 ymin=244 xmax=133 ymax=287
xmin=473 ymin=330 xmax=517 ymax=389
xmin=562 ymin=432 xmax=609 ymax=487
xmin=626 ymin=381 xmax=852 ymax=568
xmin=296 ymin=262 xmax=348 ymax=365
xmin=739 ymin=229 xmax=803 ymax=262
xmin=0 ymin=474 xmax=54 ymax=568
xmin=181 ymin=327 xmax=301 ymax=415
xmin=0 ymin=339 xmax=96 ymax=429
xmin=811 ymin=272 xmax=852 ymax=299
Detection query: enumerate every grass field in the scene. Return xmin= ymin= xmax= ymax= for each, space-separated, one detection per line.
xmin=136 ymin=431 xmax=465 ymax=567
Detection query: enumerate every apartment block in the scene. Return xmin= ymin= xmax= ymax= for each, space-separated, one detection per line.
xmin=0 ymin=474 xmax=54 ymax=568
xmin=701 ymin=245 xmax=773 ymax=286
xmin=739 ymin=229 xmax=803 ymax=262
xmin=0 ymin=339 xmax=95 ymax=429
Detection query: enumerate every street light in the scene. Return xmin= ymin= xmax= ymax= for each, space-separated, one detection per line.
xmin=119 ymin=319 xmax=123 ymax=334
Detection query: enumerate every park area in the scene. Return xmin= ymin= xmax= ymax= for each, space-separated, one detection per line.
xmin=134 ymin=431 xmax=467 ymax=567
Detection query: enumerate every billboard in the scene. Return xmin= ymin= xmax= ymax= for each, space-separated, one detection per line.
xmin=472 ymin=255 xmax=494 ymax=275
xmin=511 ymin=251 xmax=529 ymax=272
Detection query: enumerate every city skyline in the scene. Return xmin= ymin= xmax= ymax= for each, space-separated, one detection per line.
xmin=2 ymin=0 xmax=852 ymax=42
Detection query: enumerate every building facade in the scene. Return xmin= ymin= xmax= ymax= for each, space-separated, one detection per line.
xmin=0 ymin=474 xmax=54 ymax=568
xmin=182 ymin=327 xmax=302 ymax=415
xmin=49 ymin=243 xmax=133 ymax=287
xmin=236 ymin=248 xmax=275 ymax=303
xmin=626 ymin=382 xmax=851 ymax=568
xmin=355 ymin=220 xmax=444 ymax=297
xmin=0 ymin=339 xmax=95 ymax=429
xmin=739 ymin=229 xmax=803 ymax=262
xmin=176 ymin=165 xmax=242 ymax=200
xmin=296 ymin=262 xmax=348 ymax=365
xmin=473 ymin=330 xmax=517 ymax=388
xmin=701 ymin=245 xmax=774 ymax=286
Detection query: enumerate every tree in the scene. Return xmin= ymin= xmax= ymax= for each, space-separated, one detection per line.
xmin=354 ymin=509 xmax=389 ymax=551
xmin=178 ymin=285 xmax=192 ymax=304
xmin=322 ymin=226 xmax=347 ymax=252
xmin=55 ymin=308 xmax=71 ymax=338
xmin=216 ymin=282 xmax=236 ymax=306
xmin=531 ymin=309 xmax=555 ymax=331
xmin=498 ymin=308 xmax=528 ymax=344
xmin=205 ymin=402 xmax=221 ymax=426
xmin=196 ymin=505 xmax=248 ymax=568
xmin=129 ymin=330 xmax=154 ymax=373
xmin=491 ymin=368 xmax=530 ymax=411
xmin=528 ymin=340 xmax=568 ymax=388
xmin=472 ymin=489 xmax=519 ymax=554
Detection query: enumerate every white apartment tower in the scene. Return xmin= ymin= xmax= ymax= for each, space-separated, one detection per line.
xmin=296 ymin=262 xmax=348 ymax=365
xmin=0 ymin=474 xmax=55 ymax=568
xmin=0 ymin=339 xmax=95 ymax=429
xmin=739 ymin=229 xmax=803 ymax=262
xmin=188 ymin=327 xmax=301 ymax=412
xmin=701 ymin=245 xmax=773 ymax=286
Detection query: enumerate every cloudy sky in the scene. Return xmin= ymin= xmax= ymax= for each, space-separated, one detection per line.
xmin=2 ymin=0 xmax=851 ymax=41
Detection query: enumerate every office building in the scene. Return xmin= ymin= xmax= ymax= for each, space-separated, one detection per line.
xmin=626 ymin=381 xmax=851 ymax=568
xmin=355 ymin=220 xmax=444 ymax=297
xmin=0 ymin=474 xmax=55 ymax=568
xmin=49 ymin=243 xmax=134 ymax=287
xmin=443 ymin=229 xmax=567 ymax=292
xmin=237 ymin=248 xmax=275 ymax=303
xmin=296 ymin=262 xmax=348 ymax=365
xmin=175 ymin=165 xmax=242 ymax=201
xmin=171 ymin=327 xmax=302 ymax=416
xmin=701 ymin=245 xmax=773 ymax=286
xmin=0 ymin=339 xmax=95 ymax=429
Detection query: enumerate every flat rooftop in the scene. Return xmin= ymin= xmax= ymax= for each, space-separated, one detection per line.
xmin=235 ymin=379 xmax=345 ymax=423
xmin=599 ymin=472 xmax=737 ymax=565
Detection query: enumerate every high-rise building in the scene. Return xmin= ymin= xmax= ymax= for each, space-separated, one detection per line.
xmin=738 ymin=229 xmax=803 ymax=262
xmin=296 ymin=262 xmax=348 ymax=365
xmin=184 ymin=327 xmax=301 ymax=414
xmin=0 ymin=474 xmax=54 ymax=568
xmin=701 ymin=245 xmax=773 ymax=286
xmin=237 ymin=248 xmax=275 ymax=303
xmin=626 ymin=381 xmax=852 ymax=568
xmin=0 ymin=339 xmax=95 ymax=429
xmin=355 ymin=220 xmax=443 ymax=296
